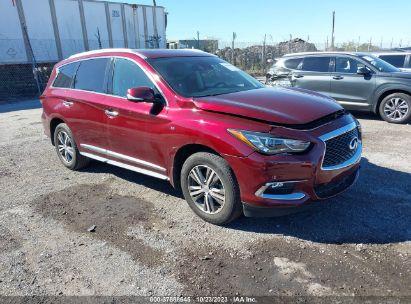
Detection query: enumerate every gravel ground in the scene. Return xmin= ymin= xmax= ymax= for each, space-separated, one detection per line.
xmin=0 ymin=100 xmax=410 ymax=299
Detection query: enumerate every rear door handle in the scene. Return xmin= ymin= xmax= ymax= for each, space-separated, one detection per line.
xmin=62 ymin=100 xmax=73 ymax=107
xmin=333 ymin=75 xmax=344 ymax=80
xmin=293 ymin=74 xmax=304 ymax=78
xmin=105 ymin=109 xmax=119 ymax=117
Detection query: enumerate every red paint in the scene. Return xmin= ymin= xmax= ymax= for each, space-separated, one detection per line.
xmin=41 ymin=49 xmax=361 ymax=210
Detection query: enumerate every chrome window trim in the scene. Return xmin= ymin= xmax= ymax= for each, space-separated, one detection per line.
xmin=319 ymin=121 xmax=362 ymax=171
xmin=51 ymin=55 xmax=169 ymax=106
xmin=79 ymin=152 xmax=169 ymax=180
xmin=80 ymin=144 xmax=166 ymax=172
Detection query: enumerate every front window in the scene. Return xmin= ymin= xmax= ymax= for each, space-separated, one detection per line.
xmin=335 ymin=57 xmax=366 ymax=74
xmin=147 ymin=56 xmax=264 ymax=98
xmin=360 ymin=55 xmax=400 ymax=73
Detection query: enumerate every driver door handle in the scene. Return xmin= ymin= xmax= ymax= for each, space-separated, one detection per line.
xmin=333 ymin=75 xmax=344 ymax=80
xmin=293 ymin=74 xmax=304 ymax=78
xmin=105 ymin=109 xmax=119 ymax=117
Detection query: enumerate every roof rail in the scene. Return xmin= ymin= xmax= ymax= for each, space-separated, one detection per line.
xmin=68 ymin=48 xmax=147 ymax=59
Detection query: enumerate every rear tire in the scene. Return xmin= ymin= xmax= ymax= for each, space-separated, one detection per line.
xmin=53 ymin=123 xmax=90 ymax=170
xmin=180 ymin=152 xmax=242 ymax=225
xmin=379 ymin=93 xmax=411 ymax=124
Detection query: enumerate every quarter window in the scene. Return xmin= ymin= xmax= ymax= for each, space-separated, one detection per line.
xmin=301 ymin=57 xmax=331 ymax=72
xmin=112 ymin=58 xmax=154 ymax=97
xmin=74 ymin=58 xmax=110 ymax=93
xmin=335 ymin=57 xmax=366 ymax=74
xmin=379 ymin=55 xmax=406 ymax=68
xmin=53 ymin=62 xmax=79 ymax=88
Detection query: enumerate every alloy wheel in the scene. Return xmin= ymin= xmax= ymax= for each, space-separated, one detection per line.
xmin=187 ymin=165 xmax=225 ymax=214
xmin=384 ymin=97 xmax=409 ymax=121
xmin=57 ymin=131 xmax=74 ymax=164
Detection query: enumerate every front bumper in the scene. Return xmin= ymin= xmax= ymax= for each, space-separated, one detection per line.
xmin=223 ymin=117 xmax=361 ymax=215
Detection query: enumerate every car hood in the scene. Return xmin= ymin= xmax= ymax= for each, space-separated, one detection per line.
xmin=381 ymin=72 xmax=411 ymax=79
xmin=192 ymin=87 xmax=342 ymax=125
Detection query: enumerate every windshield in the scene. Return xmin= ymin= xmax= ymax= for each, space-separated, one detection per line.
xmin=147 ymin=56 xmax=264 ymax=98
xmin=360 ymin=55 xmax=400 ymax=73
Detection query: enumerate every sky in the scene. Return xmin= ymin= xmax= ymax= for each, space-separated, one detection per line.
xmin=102 ymin=0 xmax=411 ymax=47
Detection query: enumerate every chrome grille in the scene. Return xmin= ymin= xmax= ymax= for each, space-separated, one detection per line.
xmin=323 ymin=127 xmax=360 ymax=168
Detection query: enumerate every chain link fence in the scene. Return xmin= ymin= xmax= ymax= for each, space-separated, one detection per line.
xmin=0 ymin=62 xmax=54 ymax=102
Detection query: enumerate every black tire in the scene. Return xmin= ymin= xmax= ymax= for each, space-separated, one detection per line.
xmin=53 ymin=123 xmax=90 ymax=170
xmin=180 ymin=152 xmax=242 ymax=225
xmin=379 ymin=93 xmax=411 ymax=124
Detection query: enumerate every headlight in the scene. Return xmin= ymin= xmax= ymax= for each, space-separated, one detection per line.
xmin=228 ymin=129 xmax=311 ymax=155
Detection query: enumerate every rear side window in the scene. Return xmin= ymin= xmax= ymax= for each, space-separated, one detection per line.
xmin=112 ymin=58 xmax=154 ymax=97
xmin=74 ymin=58 xmax=110 ymax=93
xmin=301 ymin=57 xmax=331 ymax=72
xmin=53 ymin=62 xmax=78 ymax=88
xmin=284 ymin=58 xmax=302 ymax=70
xmin=379 ymin=55 xmax=406 ymax=68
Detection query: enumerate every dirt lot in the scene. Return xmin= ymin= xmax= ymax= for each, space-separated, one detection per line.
xmin=0 ymin=100 xmax=410 ymax=299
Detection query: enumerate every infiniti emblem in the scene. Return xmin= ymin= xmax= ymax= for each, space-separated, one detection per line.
xmin=349 ymin=137 xmax=359 ymax=151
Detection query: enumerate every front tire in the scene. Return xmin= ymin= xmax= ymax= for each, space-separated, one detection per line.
xmin=379 ymin=93 xmax=411 ymax=124
xmin=53 ymin=123 xmax=90 ymax=170
xmin=180 ymin=152 xmax=242 ymax=225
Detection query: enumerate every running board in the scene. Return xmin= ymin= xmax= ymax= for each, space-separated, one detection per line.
xmin=80 ymin=152 xmax=169 ymax=180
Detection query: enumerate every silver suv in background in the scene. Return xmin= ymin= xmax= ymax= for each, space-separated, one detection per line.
xmin=373 ymin=52 xmax=411 ymax=72
xmin=266 ymin=52 xmax=411 ymax=124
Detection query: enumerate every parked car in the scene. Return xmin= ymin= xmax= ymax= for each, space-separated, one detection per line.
xmin=372 ymin=52 xmax=411 ymax=72
xmin=41 ymin=49 xmax=361 ymax=224
xmin=266 ymin=52 xmax=411 ymax=124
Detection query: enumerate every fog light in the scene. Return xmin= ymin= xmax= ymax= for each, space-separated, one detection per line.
xmin=264 ymin=182 xmax=295 ymax=195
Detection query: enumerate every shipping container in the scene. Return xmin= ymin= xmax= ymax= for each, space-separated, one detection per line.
xmin=0 ymin=0 xmax=167 ymax=64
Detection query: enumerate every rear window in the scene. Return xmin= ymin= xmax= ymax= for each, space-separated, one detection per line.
xmin=53 ymin=62 xmax=79 ymax=88
xmin=301 ymin=57 xmax=331 ymax=72
xmin=379 ymin=55 xmax=406 ymax=68
xmin=284 ymin=58 xmax=302 ymax=70
xmin=74 ymin=58 xmax=110 ymax=93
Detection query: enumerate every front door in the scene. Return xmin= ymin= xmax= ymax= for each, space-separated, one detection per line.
xmin=329 ymin=56 xmax=376 ymax=109
xmin=105 ymin=57 xmax=170 ymax=178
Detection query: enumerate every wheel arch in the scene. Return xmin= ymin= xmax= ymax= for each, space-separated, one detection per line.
xmin=49 ymin=117 xmax=66 ymax=145
xmin=171 ymin=144 xmax=221 ymax=189
xmin=375 ymin=88 xmax=411 ymax=113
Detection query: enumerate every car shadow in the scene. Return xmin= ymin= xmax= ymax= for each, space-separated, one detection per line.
xmin=84 ymin=157 xmax=410 ymax=245
xmin=84 ymin=160 xmax=183 ymax=199
xmin=0 ymin=99 xmax=41 ymax=113
xmin=227 ymin=158 xmax=411 ymax=245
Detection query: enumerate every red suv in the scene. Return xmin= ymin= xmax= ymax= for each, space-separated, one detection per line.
xmin=41 ymin=49 xmax=362 ymax=224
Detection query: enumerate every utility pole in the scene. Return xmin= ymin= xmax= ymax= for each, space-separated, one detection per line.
xmin=196 ymin=31 xmax=200 ymax=49
xmin=390 ymin=38 xmax=393 ymax=49
xmin=331 ymin=11 xmax=335 ymax=51
xmin=368 ymin=37 xmax=372 ymax=51
xmin=262 ymin=34 xmax=266 ymax=71
xmin=380 ymin=37 xmax=383 ymax=49
xmin=231 ymin=32 xmax=237 ymax=65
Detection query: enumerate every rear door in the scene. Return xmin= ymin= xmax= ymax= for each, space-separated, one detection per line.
xmin=329 ymin=56 xmax=376 ymax=109
xmin=290 ymin=56 xmax=332 ymax=96
xmin=63 ymin=57 xmax=111 ymax=152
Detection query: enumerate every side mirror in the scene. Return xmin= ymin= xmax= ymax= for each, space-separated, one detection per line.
xmin=357 ymin=67 xmax=370 ymax=75
xmin=127 ymin=87 xmax=155 ymax=103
